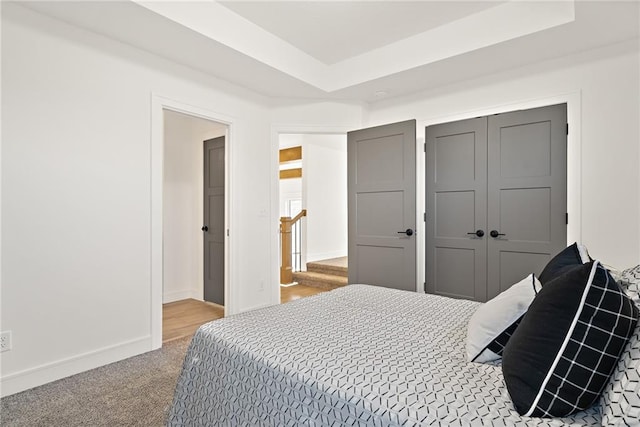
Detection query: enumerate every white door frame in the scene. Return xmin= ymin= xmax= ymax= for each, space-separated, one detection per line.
xmin=151 ymin=94 xmax=235 ymax=349
xmin=270 ymin=125 xmax=352 ymax=306
xmin=418 ymin=91 xmax=582 ymax=292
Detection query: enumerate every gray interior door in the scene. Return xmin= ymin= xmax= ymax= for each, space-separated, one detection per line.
xmin=203 ymin=136 xmax=225 ymax=305
xmin=486 ymin=104 xmax=567 ymax=299
xmin=425 ymin=104 xmax=567 ymax=302
xmin=348 ymin=120 xmax=416 ymax=292
xmin=425 ymin=117 xmax=488 ymax=301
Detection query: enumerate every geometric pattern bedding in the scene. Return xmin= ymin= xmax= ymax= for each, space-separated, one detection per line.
xmin=167 ymin=285 xmax=601 ymax=426
xmin=600 ymin=265 xmax=640 ymax=425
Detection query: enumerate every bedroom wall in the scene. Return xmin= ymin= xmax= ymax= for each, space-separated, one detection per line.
xmin=163 ymin=110 xmax=226 ymax=303
xmin=278 ymin=133 xmax=348 ymax=267
xmin=1 ymin=4 xmax=271 ymax=396
xmin=278 ymin=133 xmax=304 ymax=219
xmin=367 ymin=39 xmax=640 ymax=274
xmin=268 ymin=101 xmax=366 ymax=302
xmin=303 ymin=134 xmax=348 ymax=263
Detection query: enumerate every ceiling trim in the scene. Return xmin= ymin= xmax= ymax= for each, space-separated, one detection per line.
xmin=135 ymin=0 xmax=575 ymax=93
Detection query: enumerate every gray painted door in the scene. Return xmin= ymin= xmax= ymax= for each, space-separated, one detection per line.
xmin=425 ymin=117 xmax=488 ymax=301
xmin=425 ymin=104 xmax=567 ymax=302
xmin=348 ymin=120 xmax=416 ymax=291
xmin=203 ymin=136 xmax=225 ymax=305
xmin=486 ymin=104 xmax=567 ymax=299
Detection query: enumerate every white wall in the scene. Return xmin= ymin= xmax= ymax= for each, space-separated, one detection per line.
xmin=163 ymin=110 xmax=225 ymax=303
xmin=368 ymin=39 xmax=640 ymax=274
xmin=303 ymin=134 xmax=348 ymax=262
xmin=279 ymin=178 xmax=302 ymax=218
xmin=277 ymin=133 xmax=348 ymax=268
xmin=1 ymin=4 xmax=272 ymax=396
xmin=278 ymin=134 xmax=303 ymax=218
xmin=268 ymin=101 xmax=366 ymax=301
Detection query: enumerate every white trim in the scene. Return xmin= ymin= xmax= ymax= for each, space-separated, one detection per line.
xmin=417 ymin=91 xmax=582 ymax=292
xmin=523 ymin=261 xmax=599 ymax=417
xmin=306 ymin=251 xmax=347 ymax=264
xmin=1 ymin=336 xmax=151 ymax=397
xmin=163 ymin=289 xmax=199 ymax=304
xmin=270 ymin=125 xmax=353 ymax=306
xmin=151 ymin=94 xmax=235 ymax=349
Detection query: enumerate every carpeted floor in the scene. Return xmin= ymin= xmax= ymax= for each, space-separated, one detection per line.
xmin=0 ymin=336 xmax=191 ymax=427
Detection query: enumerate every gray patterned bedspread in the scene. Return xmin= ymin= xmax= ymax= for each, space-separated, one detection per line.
xmin=167 ymin=285 xmax=601 ymax=426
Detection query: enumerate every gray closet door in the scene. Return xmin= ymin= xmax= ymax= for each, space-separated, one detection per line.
xmin=348 ymin=120 xmax=416 ymax=292
xmin=486 ymin=104 xmax=567 ymax=299
xmin=203 ymin=136 xmax=225 ymax=305
xmin=425 ymin=117 xmax=488 ymax=301
xmin=425 ymin=104 xmax=567 ymax=302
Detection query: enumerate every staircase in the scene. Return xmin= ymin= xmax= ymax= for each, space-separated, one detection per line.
xmin=292 ymin=257 xmax=347 ymax=290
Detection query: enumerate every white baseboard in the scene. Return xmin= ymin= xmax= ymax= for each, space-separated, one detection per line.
xmin=0 ymin=336 xmax=152 ymax=398
xmin=306 ymin=251 xmax=347 ymax=263
xmin=163 ymin=288 xmax=199 ymax=304
xmin=239 ymin=301 xmax=277 ymax=314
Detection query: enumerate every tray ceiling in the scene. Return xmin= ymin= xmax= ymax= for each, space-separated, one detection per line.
xmin=16 ymin=1 xmax=640 ymax=102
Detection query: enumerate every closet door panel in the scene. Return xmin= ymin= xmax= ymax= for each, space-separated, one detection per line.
xmin=486 ymin=104 xmax=567 ymax=299
xmin=426 ymin=117 xmax=487 ymax=302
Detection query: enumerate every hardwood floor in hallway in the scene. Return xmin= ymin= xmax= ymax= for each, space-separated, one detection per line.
xmin=163 ymin=299 xmax=224 ymax=343
xmin=280 ymin=283 xmax=326 ymax=303
xmin=162 ymin=284 xmax=327 ymax=343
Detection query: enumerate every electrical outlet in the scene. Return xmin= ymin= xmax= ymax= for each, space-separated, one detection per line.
xmin=0 ymin=331 xmax=12 ymax=352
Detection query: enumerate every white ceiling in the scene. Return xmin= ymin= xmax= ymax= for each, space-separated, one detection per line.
xmin=218 ymin=1 xmax=507 ymax=65
xmin=16 ymin=1 xmax=640 ymax=103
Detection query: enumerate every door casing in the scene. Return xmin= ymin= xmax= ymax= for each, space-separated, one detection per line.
xmin=151 ymin=94 xmax=233 ymax=350
xmin=270 ymin=126 xmax=353 ymax=307
xmin=425 ymin=103 xmax=569 ymax=301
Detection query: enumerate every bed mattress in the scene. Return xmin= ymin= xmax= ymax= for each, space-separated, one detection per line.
xmin=167 ymin=285 xmax=601 ymax=426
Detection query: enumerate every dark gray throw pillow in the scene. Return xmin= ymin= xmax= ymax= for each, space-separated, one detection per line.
xmin=502 ymin=261 xmax=639 ymax=418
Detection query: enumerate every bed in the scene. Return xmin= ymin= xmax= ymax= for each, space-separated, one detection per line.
xmin=167 ymin=284 xmax=609 ymax=426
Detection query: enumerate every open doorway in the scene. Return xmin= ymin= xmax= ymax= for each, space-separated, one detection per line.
xmin=277 ymin=133 xmax=348 ymax=295
xmin=162 ymin=109 xmax=227 ymax=342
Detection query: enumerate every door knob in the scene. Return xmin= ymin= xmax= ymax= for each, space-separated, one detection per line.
xmin=397 ymin=229 xmax=414 ymax=236
xmin=201 ymin=226 xmax=209 ymax=232
xmin=490 ymin=230 xmax=505 ymax=238
xmin=467 ymin=230 xmax=485 ymax=238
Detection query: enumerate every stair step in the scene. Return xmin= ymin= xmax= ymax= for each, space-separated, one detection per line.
xmin=307 ymin=258 xmax=348 ymax=277
xmin=292 ymin=271 xmax=347 ymax=291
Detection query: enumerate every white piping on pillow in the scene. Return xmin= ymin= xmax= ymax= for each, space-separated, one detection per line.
xmin=523 ymin=261 xmax=599 ymax=417
xmin=577 ymin=243 xmax=590 ymax=263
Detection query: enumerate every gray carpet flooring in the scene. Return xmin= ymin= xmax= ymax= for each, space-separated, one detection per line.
xmin=0 ymin=336 xmax=191 ymax=427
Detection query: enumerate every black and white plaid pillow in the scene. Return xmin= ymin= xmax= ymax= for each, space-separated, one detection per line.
xmin=538 ymin=242 xmax=590 ymax=285
xmin=502 ymin=261 xmax=639 ymax=417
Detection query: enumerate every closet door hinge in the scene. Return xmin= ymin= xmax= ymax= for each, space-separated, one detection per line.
xmin=424 ymin=142 xmax=426 ymax=153
xmin=424 ymin=212 xmax=426 ymax=222
xmin=566 ymin=123 xmax=569 ymax=135
xmin=424 ymin=282 xmax=427 ymax=293
xmin=566 ymin=213 xmax=568 ymax=225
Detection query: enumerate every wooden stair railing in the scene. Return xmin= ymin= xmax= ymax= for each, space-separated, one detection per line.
xmin=280 ymin=209 xmax=307 ymax=284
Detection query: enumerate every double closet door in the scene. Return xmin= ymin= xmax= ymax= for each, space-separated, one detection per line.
xmin=425 ymin=104 xmax=567 ymax=302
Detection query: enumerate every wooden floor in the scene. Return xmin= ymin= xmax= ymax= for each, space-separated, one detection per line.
xmin=162 ymin=284 xmax=326 ymax=343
